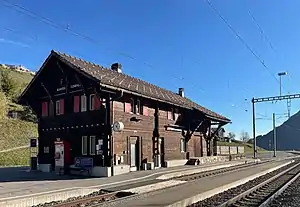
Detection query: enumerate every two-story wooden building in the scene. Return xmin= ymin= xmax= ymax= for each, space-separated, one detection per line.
xmin=18 ymin=50 xmax=230 ymax=176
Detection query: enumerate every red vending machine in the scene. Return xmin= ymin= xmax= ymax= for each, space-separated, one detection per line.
xmin=54 ymin=140 xmax=70 ymax=175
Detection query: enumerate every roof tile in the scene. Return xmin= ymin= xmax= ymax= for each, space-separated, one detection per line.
xmin=53 ymin=50 xmax=230 ymax=122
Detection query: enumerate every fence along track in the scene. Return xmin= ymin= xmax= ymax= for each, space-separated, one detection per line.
xmin=217 ymin=162 xmax=300 ymax=207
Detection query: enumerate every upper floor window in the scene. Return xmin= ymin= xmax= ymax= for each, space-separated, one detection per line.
xmin=55 ymin=99 xmax=64 ymax=115
xmin=81 ymin=95 xmax=87 ymax=112
xmin=90 ymin=94 xmax=95 ymax=111
xmin=125 ymin=98 xmax=134 ymax=113
xmin=136 ymin=99 xmax=143 ymax=114
xmin=41 ymin=101 xmax=48 ymax=117
xmin=167 ymin=108 xmax=176 ymax=120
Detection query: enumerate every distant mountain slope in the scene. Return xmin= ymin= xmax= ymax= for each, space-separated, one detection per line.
xmin=257 ymin=111 xmax=300 ymax=150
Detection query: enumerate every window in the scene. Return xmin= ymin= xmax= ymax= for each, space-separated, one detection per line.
xmin=55 ymin=100 xmax=60 ymax=115
xmin=136 ymin=99 xmax=142 ymax=114
xmin=130 ymin=98 xmax=135 ymax=113
xmin=89 ymin=94 xmax=95 ymax=110
xmin=81 ymin=95 xmax=87 ymax=112
xmin=74 ymin=96 xmax=80 ymax=113
xmin=167 ymin=108 xmax=176 ymax=120
xmin=55 ymin=100 xmax=64 ymax=115
xmin=124 ymin=99 xmax=135 ymax=113
xmin=82 ymin=136 xmax=88 ymax=155
xmin=90 ymin=136 xmax=96 ymax=155
xmin=49 ymin=101 xmax=54 ymax=116
xmin=41 ymin=101 xmax=48 ymax=117
xmin=180 ymin=138 xmax=186 ymax=152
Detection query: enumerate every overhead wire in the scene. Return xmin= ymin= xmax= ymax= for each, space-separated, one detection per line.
xmin=1 ymin=0 xmax=258 ymax=113
xmin=205 ymin=0 xmax=286 ymax=92
xmin=1 ymin=0 xmax=154 ymax=68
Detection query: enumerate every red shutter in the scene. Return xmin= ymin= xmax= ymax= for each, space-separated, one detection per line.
xmin=74 ymin=96 xmax=80 ymax=112
xmin=94 ymin=95 xmax=101 ymax=110
xmin=60 ymin=99 xmax=64 ymax=115
xmin=41 ymin=102 xmax=48 ymax=117
xmin=125 ymin=102 xmax=131 ymax=113
xmin=167 ymin=111 xmax=172 ymax=120
xmin=143 ymin=106 xmax=149 ymax=116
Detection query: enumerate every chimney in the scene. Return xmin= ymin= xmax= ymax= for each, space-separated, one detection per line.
xmin=178 ymin=88 xmax=184 ymax=97
xmin=111 ymin=63 xmax=122 ymax=73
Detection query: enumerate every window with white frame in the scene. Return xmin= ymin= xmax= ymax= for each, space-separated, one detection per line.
xmin=130 ymin=98 xmax=135 ymax=113
xmin=82 ymin=136 xmax=88 ymax=155
xmin=180 ymin=138 xmax=186 ymax=152
xmin=55 ymin=100 xmax=60 ymax=115
xmin=81 ymin=95 xmax=87 ymax=112
xmin=89 ymin=94 xmax=95 ymax=111
xmin=136 ymin=99 xmax=142 ymax=114
xmin=90 ymin=136 xmax=96 ymax=155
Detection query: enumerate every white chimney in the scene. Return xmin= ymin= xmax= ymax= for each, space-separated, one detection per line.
xmin=111 ymin=63 xmax=122 ymax=73
xmin=179 ymin=88 xmax=184 ymax=97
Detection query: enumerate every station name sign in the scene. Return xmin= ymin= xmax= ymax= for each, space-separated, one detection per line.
xmin=57 ymin=84 xmax=81 ymax=92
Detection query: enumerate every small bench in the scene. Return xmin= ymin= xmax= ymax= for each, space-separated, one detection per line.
xmin=71 ymin=157 xmax=93 ymax=176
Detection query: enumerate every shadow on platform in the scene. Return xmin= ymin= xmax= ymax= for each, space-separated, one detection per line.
xmin=0 ymin=166 xmax=91 ymax=183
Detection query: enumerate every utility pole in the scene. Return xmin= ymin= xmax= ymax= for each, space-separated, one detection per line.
xmin=273 ymin=113 xmax=276 ymax=157
xmin=252 ymin=98 xmax=257 ymax=159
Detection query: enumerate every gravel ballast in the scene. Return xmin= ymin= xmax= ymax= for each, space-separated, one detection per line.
xmin=189 ymin=161 xmax=299 ymax=207
xmin=268 ymin=173 xmax=300 ymax=207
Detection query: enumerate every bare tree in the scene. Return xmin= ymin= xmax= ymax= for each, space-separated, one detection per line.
xmin=228 ymin=132 xmax=236 ymax=140
xmin=240 ymin=131 xmax=250 ymax=142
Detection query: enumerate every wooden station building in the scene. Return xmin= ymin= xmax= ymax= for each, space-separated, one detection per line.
xmin=18 ymin=50 xmax=231 ymax=176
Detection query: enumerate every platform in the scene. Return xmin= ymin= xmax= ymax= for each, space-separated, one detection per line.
xmin=107 ymin=160 xmax=292 ymax=207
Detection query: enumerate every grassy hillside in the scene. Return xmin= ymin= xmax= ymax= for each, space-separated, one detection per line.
xmin=0 ymin=65 xmax=37 ymax=166
xmin=0 ymin=119 xmax=37 ymax=151
xmin=0 ymin=148 xmax=30 ymax=166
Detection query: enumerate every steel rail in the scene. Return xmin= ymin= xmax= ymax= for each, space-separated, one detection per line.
xmin=217 ymin=161 xmax=300 ymax=207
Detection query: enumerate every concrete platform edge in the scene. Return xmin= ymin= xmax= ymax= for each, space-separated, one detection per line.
xmin=166 ymin=160 xmax=294 ymax=207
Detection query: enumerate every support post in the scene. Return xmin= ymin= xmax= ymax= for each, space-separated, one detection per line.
xmin=279 ymin=76 xmax=282 ymax=96
xmin=252 ymin=98 xmax=257 ymax=159
xmin=273 ymin=113 xmax=277 ymax=157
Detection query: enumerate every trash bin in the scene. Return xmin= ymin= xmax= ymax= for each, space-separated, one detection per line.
xmin=30 ymin=157 xmax=38 ymax=171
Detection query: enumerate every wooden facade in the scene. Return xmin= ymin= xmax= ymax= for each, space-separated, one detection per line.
xmin=19 ymin=50 xmax=230 ymax=175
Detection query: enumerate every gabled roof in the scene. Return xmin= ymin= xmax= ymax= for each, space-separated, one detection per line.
xmin=21 ymin=50 xmax=231 ymax=123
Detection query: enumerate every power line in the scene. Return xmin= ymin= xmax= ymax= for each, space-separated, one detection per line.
xmin=1 ymin=0 xmax=259 ymax=113
xmin=248 ymin=9 xmax=276 ymax=53
xmin=205 ymin=0 xmax=285 ymax=91
xmin=1 ymin=0 xmax=153 ymax=68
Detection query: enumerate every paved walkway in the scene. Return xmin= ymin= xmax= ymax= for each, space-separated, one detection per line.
xmin=0 ymin=160 xmax=246 ymax=199
xmin=110 ymin=160 xmax=291 ymax=207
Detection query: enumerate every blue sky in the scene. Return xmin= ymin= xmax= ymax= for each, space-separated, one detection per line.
xmin=1 ymin=0 xmax=300 ymax=138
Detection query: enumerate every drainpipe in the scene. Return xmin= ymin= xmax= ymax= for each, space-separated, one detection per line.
xmin=109 ymin=90 xmax=124 ymax=176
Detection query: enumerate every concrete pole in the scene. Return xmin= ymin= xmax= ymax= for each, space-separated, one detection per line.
xmin=273 ymin=113 xmax=277 ymax=157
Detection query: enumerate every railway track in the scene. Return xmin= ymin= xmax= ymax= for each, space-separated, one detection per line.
xmin=216 ymin=161 xmax=300 ymax=207
xmin=33 ymin=159 xmax=286 ymax=207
